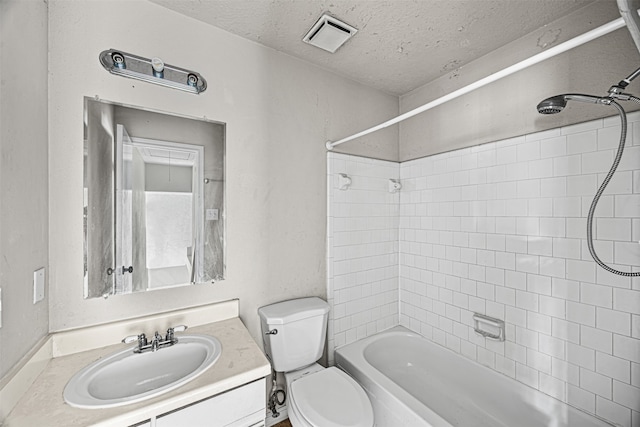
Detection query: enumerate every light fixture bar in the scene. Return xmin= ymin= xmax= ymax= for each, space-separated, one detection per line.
xmin=326 ymin=15 xmax=626 ymax=150
xmin=99 ymin=49 xmax=207 ymax=94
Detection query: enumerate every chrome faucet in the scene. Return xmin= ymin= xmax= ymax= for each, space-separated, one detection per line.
xmin=122 ymin=325 xmax=188 ymax=354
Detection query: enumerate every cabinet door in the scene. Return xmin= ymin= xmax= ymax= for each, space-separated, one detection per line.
xmin=156 ymin=378 xmax=266 ymax=427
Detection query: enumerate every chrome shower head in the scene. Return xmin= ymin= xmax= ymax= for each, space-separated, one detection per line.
xmin=537 ymin=96 xmax=567 ymax=114
xmin=537 ymin=94 xmax=609 ymax=115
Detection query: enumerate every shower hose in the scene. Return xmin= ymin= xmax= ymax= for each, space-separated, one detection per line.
xmin=587 ymin=98 xmax=640 ymax=276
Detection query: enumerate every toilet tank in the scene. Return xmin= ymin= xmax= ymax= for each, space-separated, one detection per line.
xmin=258 ymin=297 xmax=330 ymax=372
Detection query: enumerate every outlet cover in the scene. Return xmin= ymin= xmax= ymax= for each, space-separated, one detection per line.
xmin=33 ymin=267 xmax=45 ymax=304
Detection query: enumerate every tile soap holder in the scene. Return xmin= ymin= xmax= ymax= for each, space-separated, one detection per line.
xmin=473 ymin=313 xmax=505 ymax=341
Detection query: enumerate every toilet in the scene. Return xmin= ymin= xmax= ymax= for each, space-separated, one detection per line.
xmin=258 ymin=297 xmax=374 ymax=427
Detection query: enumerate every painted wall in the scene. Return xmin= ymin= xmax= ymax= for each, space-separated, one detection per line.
xmin=47 ymin=0 xmax=398 ymax=354
xmin=399 ymin=114 xmax=640 ymax=427
xmin=0 ymin=0 xmax=49 ymax=379
xmin=399 ymin=2 xmax=640 ymax=161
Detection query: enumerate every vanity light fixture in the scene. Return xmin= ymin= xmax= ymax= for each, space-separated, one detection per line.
xmin=99 ymin=49 xmax=207 ymax=94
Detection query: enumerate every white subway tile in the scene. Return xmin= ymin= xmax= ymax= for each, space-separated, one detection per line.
xmin=506 ymin=235 xmax=528 ymax=253
xmin=516 ymin=254 xmax=539 ymax=274
xmin=598 ymin=126 xmax=623 ymax=150
xmin=519 ymin=158 xmax=555 ymax=179
xmin=495 ymin=251 xmax=516 ymax=270
xmin=567 ymin=301 xmax=596 ymax=327
xmin=553 ymin=238 xmax=582 ymax=259
xmin=580 ymin=367 xmax=612 ymax=399
xmin=597 ymin=218 xmax=632 ymax=241
xmin=614 ymin=380 xmax=640 ymax=411
xmin=528 ymin=312 xmax=552 ymax=335
xmin=541 ymin=136 xmax=567 ymax=159
xmin=566 ymin=259 xmax=596 ymax=283
xmin=583 ymin=150 xmax=614 ymax=174
xmin=516 ymin=290 xmax=539 ymax=312
xmin=528 ymin=274 xmax=552 ymax=295
xmin=567 ymin=174 xmax=597 ymax=196
xmin=567 ymin=130 xmax=598 ymax=154
xmin=567 ymin=383 xmax=595 ymax=413
xmin=614 ymin=289 xmax=640 ymax=316
xmin=596 ymin=352 xmax=631 ymax=383
xmin=553 ymin=357 xmax=580 ymax=385
xmin=581 ymin=325 xmax=613 ymax=354
xmin=540 ymin=295 xmax=566 ymax=319
xmin=615 ymin=194 xmax=640 ymax=217
xmin=614 ymin=334 xmax=640 ymax=363
xmin=517 ymin=141 xmax=540 ymax=162
xmin=554 ymin=155 xmax=582 ymax=177
xmin=552 ymin=278 xmax=581 ymax=302
xmin=553 ymin=197 xmax=582 ymax=217
xmin=541 ymin=177 xmax=567 ymax=197
xmin=580 ymin=283 xmax=612 ymax=308
xmin=539 ymin=256 xmax=566 ymax=279
xmin=540 ymin=218 xmax=566 ymax=238
xmin=516 ymin=362 xmax=539 ymax=388
xmin=529 ymin=236 xmax=553 ymax=257
xmin=505 ymin=270 xmax=527 ymax=290
xmin=567 ymin=342 xmax=596 ymax=370
xmin=539 ymin=333 xmax=566 ymax=359
xmin=528 ymin=348 xmax=552 ymax=374
xmin=614 ymin=241 xmax=640 ymax=267
xmin=596 ymin=397 xmax=632 ymax=427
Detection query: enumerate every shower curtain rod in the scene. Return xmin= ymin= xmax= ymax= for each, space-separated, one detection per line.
xmin=326 ymin=14 xmax=628 ymax=150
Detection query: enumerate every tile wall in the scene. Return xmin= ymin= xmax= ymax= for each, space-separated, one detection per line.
xmin=326 ymin=153 xmax=400 ymax=363
xmin=399 ymin=112 xmax=640 ymax=427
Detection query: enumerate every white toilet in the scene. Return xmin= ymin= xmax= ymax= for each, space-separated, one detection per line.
xmin=258 ymin=297 xmax=374 ymax=427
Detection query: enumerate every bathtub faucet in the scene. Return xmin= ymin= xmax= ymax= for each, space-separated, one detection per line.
xmin=121 ymin=325 xmax=188 ymax=354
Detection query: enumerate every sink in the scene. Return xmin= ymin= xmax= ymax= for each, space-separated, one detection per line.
xmin=63 ymin=334 xmax=222 ymax=409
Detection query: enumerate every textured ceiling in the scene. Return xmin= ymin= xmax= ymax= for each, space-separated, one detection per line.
xmin=150 ymin=0 xmax=600 ymax=96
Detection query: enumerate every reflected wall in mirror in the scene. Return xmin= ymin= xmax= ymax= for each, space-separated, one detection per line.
xmin=84 ymin=98 xmax=225 ymax=299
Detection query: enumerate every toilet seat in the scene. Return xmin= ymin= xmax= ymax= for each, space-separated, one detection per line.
xmin=289 ymin=367 xmax=374 ymax=427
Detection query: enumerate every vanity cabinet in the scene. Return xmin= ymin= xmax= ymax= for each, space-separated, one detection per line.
xmin=155 ymin=377 xmax=266 ymax=427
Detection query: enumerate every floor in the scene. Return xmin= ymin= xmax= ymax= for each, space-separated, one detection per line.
xmin=273 ymin=418 xmax=292 ymax=427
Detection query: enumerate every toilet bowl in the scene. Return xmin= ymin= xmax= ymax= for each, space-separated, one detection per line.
xmin=285 ymin=364 xmax=374 ymax=427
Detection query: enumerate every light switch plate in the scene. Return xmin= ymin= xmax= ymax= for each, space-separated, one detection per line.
xmin=33 ymin=267 xmax=45 ymax=304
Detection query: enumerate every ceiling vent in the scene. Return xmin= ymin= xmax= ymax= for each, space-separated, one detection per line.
xmin=302 ymin=14 xmax=358 ymax=53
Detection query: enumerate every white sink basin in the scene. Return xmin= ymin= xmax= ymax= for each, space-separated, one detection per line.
xmin=63 ymin=334 xmax=222 ymax=409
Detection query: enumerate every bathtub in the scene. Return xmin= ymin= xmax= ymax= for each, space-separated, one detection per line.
xmin=335 ymin=326 xmax=612 ymax=427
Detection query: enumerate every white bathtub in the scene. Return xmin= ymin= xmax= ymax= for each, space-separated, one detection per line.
xmin=335 ymin=326 xmax=613 ymax=427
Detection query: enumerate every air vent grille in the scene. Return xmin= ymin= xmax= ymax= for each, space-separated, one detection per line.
xmin=302 ymin=14 xmax=358 ymax=53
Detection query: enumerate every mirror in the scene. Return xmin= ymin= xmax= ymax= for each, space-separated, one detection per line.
xmin=84 ymin=98 xmax=225 ymax=298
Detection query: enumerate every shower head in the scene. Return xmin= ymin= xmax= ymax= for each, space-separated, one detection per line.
xmin=536 ymin=94 xmax=610 ymax=114
xmin=537 ymin=96 xmax=567 ymax=114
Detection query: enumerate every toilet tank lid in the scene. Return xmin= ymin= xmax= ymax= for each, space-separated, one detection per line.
xmin=258 ymin=297 xmax=329 ymax=325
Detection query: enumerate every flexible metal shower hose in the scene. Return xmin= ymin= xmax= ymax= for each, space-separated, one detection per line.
xmin=586 ymin=98 xmax=640 ymax=276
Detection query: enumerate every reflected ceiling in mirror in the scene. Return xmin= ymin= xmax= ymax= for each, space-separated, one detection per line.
xmin=84 ymin=98 xmax=225 ymax=299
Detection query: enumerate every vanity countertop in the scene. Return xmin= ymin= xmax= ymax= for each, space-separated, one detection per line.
xmin=4 ymin=317 xmax=271 ymax=427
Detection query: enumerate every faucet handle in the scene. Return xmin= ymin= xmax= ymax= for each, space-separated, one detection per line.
xmin=122 ymin=335 xmax=139 ymax=344
xmin=166 ymin=324 xmax=188 ymax=341
xmin=122 ymin=333 xmax=147 ymax=348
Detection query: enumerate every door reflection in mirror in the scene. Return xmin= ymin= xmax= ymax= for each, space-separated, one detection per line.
xmin=83 ymin=98 xmax=225 ymax=299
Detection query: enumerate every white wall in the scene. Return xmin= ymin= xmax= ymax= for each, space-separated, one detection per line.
xmin=0 ymin=0 xmax=49 ymax=379
xmin=326 ymin=153 xmax=399 ymax=363
xmin=47 ymin=0 xmax=398 ymax=351
xmin=399 ymin=113 xmax=640 ymax=427
xmin=399 ymin=2 xmax=640 ymax=161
